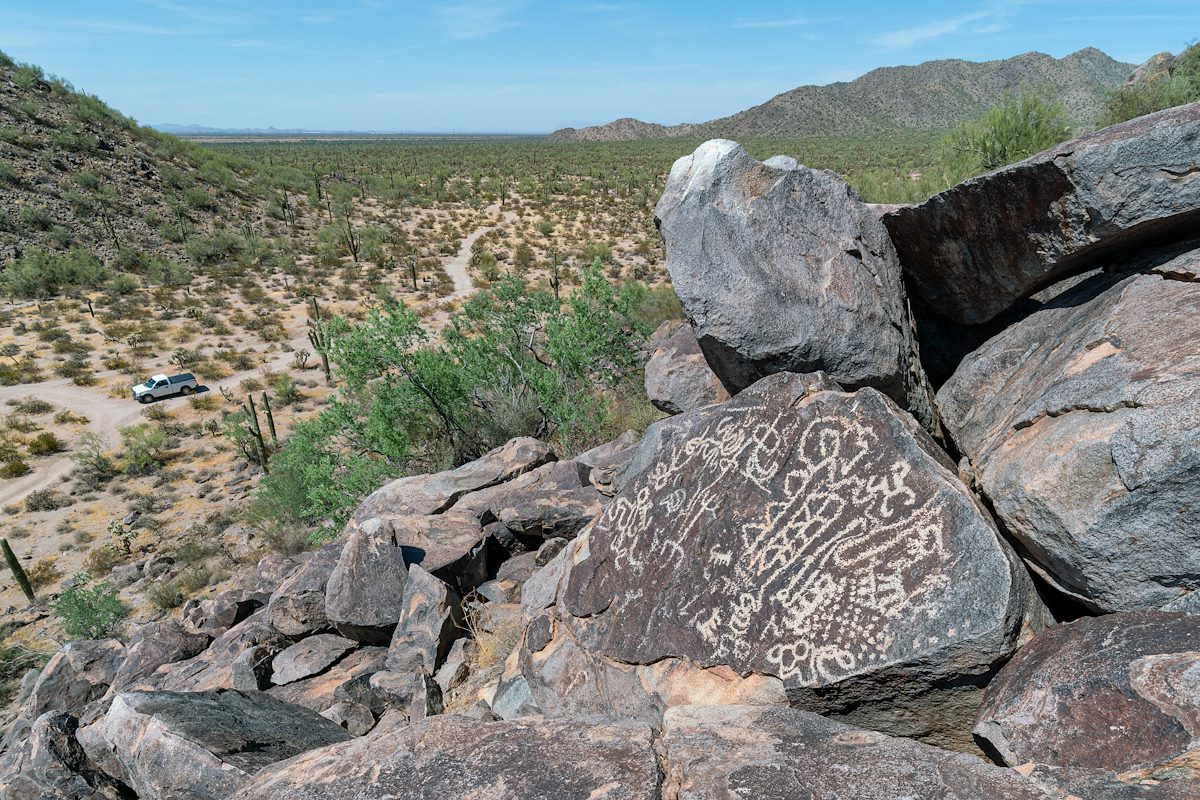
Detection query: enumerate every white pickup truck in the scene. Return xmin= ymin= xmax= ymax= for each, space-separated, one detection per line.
xmin=131 ymin=373 xmax=198 ymax=403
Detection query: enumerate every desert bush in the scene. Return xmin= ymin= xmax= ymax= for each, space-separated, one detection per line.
xmin=9 ymin=397 xmax=53 ymax=415
xmin=27 ymin=556 xmax=61 ymax=588
xmin=1 ymin=247 xmax=110 ymax=298
xmin=0 ymin=627 xmax=47 ymax=706
xmin=26 ymin=489 xmax=70 ymax=512
xmin=26 ymin=432 xmax=64 ymax=455
xmin=271 ymin=374 xmax=301 ymax=405
xmin=83 ymin=544 xmax=129 ymax=577
xmin=119 ymin=423 xmax=167 ymax=474
xmin=52 ymin=574 xmax=127 ymax=639
xmin=1100 ymin=42 xmax=1200 ymax=126
xmin=0 ymin=459 xmax=30 ymax=478
xmin=943 ymin=88 xmax=1071 ymax=175
xmin=145 ymin=580 xmax=184 ymax=610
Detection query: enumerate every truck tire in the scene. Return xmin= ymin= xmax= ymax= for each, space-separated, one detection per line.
xmin=180 ymin=386 xmax=195 ymax=396
xmin=138 ymin=395 xmax=152 ymax=404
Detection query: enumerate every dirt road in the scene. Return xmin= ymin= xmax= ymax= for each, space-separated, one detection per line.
xmin=444 ymin=203 xmax=518 ymax=299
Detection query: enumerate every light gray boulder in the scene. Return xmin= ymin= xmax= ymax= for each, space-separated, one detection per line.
xmin=78 ymin=690 xmax=352 ymax=800
xmin=655 ymin=139 xmax=937 ymax=432
xmin=643 ymin=320 xmax=730 ymax=415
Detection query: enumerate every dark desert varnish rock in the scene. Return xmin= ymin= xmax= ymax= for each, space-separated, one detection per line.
xmin=975 ymin=610 xmax=1200 ymax=798
xmin=507 ymin=372 xmax=1046 ymax=750
xmin=883 ymin=102 xmax=1200 ymax=325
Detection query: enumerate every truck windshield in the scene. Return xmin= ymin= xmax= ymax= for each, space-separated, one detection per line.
xmin=143 ymin=379 xmax=155 ymax=388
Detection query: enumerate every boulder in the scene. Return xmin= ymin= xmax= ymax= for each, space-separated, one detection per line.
xmin=320 ymin=701 xmax=375 ymax=737
xmin=882 ymin=102 xmax=1200 ymax=325
xmin=469 ymin=460 xmax=604 ymax=545
xmin=79 ymin=690 xmax=352 ymax=800
xmin=661 ymin=704 xmax=1054 ymax=799
xmin=576 ymin=429 xmax=640 ymax=496
xmin=974 ymin=611 xmax=1200 ymax=798
xmin=0 ymin=712 xmax=125 ymax=800
xmin=107 ymin=622 xmax=210 ymax=694
xmin=249 ymin=553 xmax=303 ymax=597
xmin=267 ymin=542 xmax=341 ymax=637
xmin=270 ymin=634 xmax=358 ymax=686
xmin=385 ymin=564 xmax=463 ymax=675
xmin=643 ymin=320 xmax=730 ymax=414
xmin=380 ymin=512 xmax=491 ymax=594
xmin=145 ymin=609 xmax=289 ymax=693
xmin=938 ymin=258 xmax=1200 ymax=611
xmin=268 ymin=647 xmax=387 ymax=714
xmin=352 ymin=437 xmax=554 ymax=522
xmin=509 ymin=373 xmax=1046 ymax=749
xmin=367 ymin=670 xmax=443 ymax=723
xmin=180 ymin=591 xmax=261 ymax=637
xmin=655 ymin=139 xmax=937 ymax=430
xmin=228 ymin=714 xmax=660 ymax=800
xmin=26 ymin=640 xmax=125 ymax=720
xmin=324 ymin=517 xmax=409 ymax=643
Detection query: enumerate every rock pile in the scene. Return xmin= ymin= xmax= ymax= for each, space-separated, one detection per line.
xmin=3 ymin=103 xmax=1199 ymax=799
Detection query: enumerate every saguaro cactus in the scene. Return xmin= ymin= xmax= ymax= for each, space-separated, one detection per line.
xmin=307 ymin=297 xmax=332 ymax=384
xmin=2 ymin=538 xmax=35 ymax=603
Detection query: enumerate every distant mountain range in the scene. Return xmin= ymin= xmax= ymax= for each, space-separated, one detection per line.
xmin=550 ymin=48 xmax=1135 ymax=142
xmin=152 ymin=124 xmax=343 ymax=135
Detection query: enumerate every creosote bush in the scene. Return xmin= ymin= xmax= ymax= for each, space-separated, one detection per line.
xmin=52 ymin=573 xmax=127 ymax=639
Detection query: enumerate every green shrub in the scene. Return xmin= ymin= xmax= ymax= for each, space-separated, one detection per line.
xmin=26 ymin=432 xmax=64 ymax=455
xmin=0 ymin=459 xmax=30 ymax=478
xmin=52 ymin=573 xmax=127 ymax=639
xmin=0 ymin=247 xmax=111 ymax=298
xmin=119 ymin=423 xmax=167 ymax=474
xmin=26 ymin=489 xmax=70 ymax=512
xmin=1099 ymin=42 xmax=1200 ymax=126
xmin=942 ymin=88 xmax=1071 ymax=175
xmin=145 ymin=580 xmax=184 ymax=610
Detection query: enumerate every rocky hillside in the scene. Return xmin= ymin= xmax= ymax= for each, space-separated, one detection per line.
xmin=0 ymin=51 xmax=268 ymax=269
xmin=550 ymin=48 xmax=1132 ymax=141
xmin=3 ymin=99 xmax=1199 ymax=798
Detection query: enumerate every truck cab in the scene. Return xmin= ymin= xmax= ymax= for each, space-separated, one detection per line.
xmin=131 ymin=373 xmax=198 ymax=403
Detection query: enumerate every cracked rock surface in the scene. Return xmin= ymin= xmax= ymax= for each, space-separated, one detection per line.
xmin=939 ymin=251 xmax=1200 ymax=612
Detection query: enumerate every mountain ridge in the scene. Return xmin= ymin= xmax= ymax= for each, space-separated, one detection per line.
xmin=550 ymin=48 xmax=1134 ymax=142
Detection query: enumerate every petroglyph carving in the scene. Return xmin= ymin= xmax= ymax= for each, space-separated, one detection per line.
xmin=566 ymin=382 xmax=974 ymax=686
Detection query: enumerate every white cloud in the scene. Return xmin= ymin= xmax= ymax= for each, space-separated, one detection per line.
xmin=731 ymin=17 xmax=834 ymax=30
xmin=873 ymin=11 xmax=993 ymax=49
xmin=432 ymin=1 xmax=527 ymax=40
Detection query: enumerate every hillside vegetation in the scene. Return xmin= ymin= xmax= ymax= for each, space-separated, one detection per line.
xmin=551 ymin=48 xmax=1132 ymax=141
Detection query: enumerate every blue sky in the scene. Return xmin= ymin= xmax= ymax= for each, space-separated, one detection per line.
xmin=2 ymin=1 xmax=1196 ymax=132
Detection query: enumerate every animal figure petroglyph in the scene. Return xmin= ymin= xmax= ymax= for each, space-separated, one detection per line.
xmin=592 ymin=392 xmax=953 ymax=685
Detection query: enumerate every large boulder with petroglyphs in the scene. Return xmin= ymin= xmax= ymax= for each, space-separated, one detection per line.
xmin=654 ymin=139 xmax=939 ymax=433
xmin=502 ymin=372 xmax=1047 ymax=751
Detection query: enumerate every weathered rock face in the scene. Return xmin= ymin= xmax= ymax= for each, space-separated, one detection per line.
xmin=939 ymin=259 xmax=1200 ymax=611
xmin=107 ymin=622 xmax=210 ymax=695
xmin=324 ymin=517 xmax=408 ymax=643
xmin=352 ymin=436 xmax=555 ymax=522
xmin=267 ymin=647 xmax=387 ymax=714
xmin=643 ymin=320 xmax=729 ymax=415
xmin=228 ymin=714 xmax=660 ymax=800
xmin=655 ymin=139 xmax=936 ymax=430
xmin=661 ymin=704 xmax=1054 ymax=799
xmin=576 ymin=430 xmax=640 ymax=497
xmin=180 ymin=591 xmax=261 ymax=638
xmin=883 ymin=102 xmax=1200 ymax=325
xmin=974 ymin=611 xmax=1200 ymax=798
xmin=0 ymin=712 xmax=125 ymax=800
xmin=385 ymin=564 xmax=462 ymax=675
xmin=510 ymin=373 xmax=1046 ymax=749
xmin=26 ymin=640 xmax=125 ymax=720
xmin=270 ymin=634 xmax=358 ymax=686
xmin=267 ymin=543 xmax=341 ymax=638
xmin=461 ymin=460 xmax=604 ymax=547
xmin=79 ymin=690 xmax=353 ymax=800
xmin=144 ymin=610 xmax=289 ymax=693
